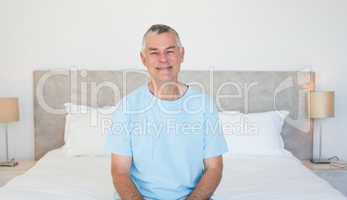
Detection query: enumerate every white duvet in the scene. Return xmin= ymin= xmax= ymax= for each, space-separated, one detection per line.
xmin=0 ymin=148 xmax=345 ymax=200
xmin=214 ymin=153 xmax=346 ymax=200
xmin=0 ymin=149 xmax=114 ymax=200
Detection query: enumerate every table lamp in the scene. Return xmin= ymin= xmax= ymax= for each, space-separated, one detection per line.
xmin=310 ymin=91 xmax=335 ymax=164
xmin=0 ymin=97 xmax=19 ymax=167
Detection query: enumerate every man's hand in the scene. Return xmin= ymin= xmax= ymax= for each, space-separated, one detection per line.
xmin=186 ymin=156 xmax=223 ymax=200
xmin=111 ymin=154 xmax=143 ymax=200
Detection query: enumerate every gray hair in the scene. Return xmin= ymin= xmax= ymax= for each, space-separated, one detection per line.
xmin=141 ymin=24 xmax=182 ymax=51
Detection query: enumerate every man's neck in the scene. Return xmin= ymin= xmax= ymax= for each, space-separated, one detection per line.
xmin=148 ymin=79 xmax=188 ymax=101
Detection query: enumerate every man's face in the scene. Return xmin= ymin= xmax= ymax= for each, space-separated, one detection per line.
xmin=140 ymin=32 xmax=184 ymax=83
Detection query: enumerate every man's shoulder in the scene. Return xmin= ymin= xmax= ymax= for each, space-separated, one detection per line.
xmin=186 ymin=87 xmax=216 ymax=113
xmin=186 ymin=86 xmax=209 ymax=98
xmin=115 ymin=84 xmax=147 ymax=108
xmin=124 ymin=84 xmax=147 ymax=99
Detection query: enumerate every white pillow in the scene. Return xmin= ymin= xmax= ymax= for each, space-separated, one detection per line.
xmin=63 ymin=103 xmax=115 ymax=156
xmin=219 ymin=110 xmax=289 ymax=156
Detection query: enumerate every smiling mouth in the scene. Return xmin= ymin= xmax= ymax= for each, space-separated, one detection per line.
xmin=156 ymin=66 xmax=173 ymax=70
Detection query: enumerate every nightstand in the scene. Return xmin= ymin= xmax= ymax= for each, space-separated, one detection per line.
xmin=0 ymin=160 xmax=36 ymax=187
xmin=303 ymin=160 xmax=347 ymax=197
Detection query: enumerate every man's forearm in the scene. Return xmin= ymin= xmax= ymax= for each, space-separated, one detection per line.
xmin=113 ymin=174 xmax=143 ymax=200
xmin=186 ymin=169 xmax=222 ymax=200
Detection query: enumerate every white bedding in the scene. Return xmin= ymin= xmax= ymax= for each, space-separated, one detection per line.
xmin=214 ymin=153 xmax=346 ymax=200
xmin=0 ymin=148 xmax=114 ymax=200
xmin=0 ymin=149 xmax=345 ymax=200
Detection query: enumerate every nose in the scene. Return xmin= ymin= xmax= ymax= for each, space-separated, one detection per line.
xmin=159 ymin=52 xmax=169 ymax=63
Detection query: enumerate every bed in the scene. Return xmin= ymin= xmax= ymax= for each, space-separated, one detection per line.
xmin=0 ymin=70 xmax=345 ymax=199
xmin=0 ymin=148 xmax=114 ymax=200
xmin=216 ymin=152 xmax=346 ymax=199
xmin=0 ymin=148 xmax=345 ymax=199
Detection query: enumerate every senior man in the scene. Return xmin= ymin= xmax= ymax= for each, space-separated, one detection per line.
xmin=105 ymin=24 xmax=228 ymax=200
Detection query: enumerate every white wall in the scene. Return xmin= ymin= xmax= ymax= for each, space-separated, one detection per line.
xmin=1 ymin=0 xmax=346 ymax=160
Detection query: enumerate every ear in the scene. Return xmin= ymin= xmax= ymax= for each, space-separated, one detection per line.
xmin=180 ymin=47 xmax=185 ymax=63
xmin=140 ymin=51 xmax=146 ymax=66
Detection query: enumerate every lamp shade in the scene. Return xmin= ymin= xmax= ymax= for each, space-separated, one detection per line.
xmin=310 ymin=91 xmax=335 ymax=119
xmin=0 ymin=97 xmax=20 ymax=123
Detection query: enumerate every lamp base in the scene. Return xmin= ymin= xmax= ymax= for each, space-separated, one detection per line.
xmin=311 ymin=159 xmax=331 ymax=164
xmin=0 ymin=158 xmax=18 ymax=167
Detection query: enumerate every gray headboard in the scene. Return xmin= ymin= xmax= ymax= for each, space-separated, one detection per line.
xmin=33 ymin=70 xmax=315 ymax=160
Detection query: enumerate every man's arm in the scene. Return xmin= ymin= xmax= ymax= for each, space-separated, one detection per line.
xmin=111 ymin=154 xmax=143 ymax=200
xmin=186 ymin=156 xmax=223 ymax=200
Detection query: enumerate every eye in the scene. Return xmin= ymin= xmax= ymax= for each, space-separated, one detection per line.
xmin=150 ymin=52 xmax=158 ymax=55
xmin=167 ymin=51 xmax=174 ymax=54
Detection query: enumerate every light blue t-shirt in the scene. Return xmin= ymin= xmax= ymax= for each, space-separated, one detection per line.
xmin=105 ymin=83 xmax=228 ymax=200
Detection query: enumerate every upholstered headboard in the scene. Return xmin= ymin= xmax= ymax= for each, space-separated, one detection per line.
xmin=33 ymin=70 xmax=315 ymax=160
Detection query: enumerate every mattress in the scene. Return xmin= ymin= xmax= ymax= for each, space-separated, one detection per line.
xmin=0 ymin=148 xmax=114 ymax=200
xmin=214 ymin=152 xmax=346 ymax=199
xmin=0 ymin=148 xmax=345 ymax=200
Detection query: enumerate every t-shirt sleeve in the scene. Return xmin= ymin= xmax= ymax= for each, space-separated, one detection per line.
xmin=105 ymin=100 xmax=132 ymax=157
xmin=203 ymin=98 xmax=229 ymax=159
